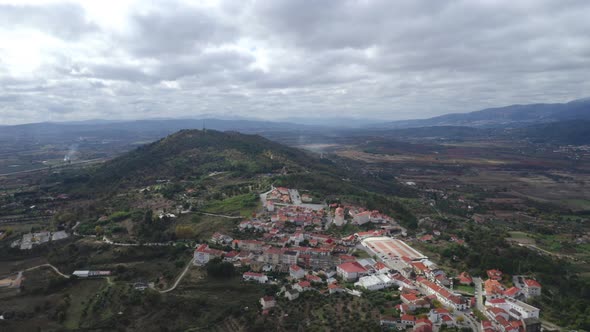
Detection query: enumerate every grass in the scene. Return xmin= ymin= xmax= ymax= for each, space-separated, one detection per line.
xmin=64 ymin=279 xmax=107 ymax=329
xmin=561 ymin=199 xmax=590 ymax=211
xmin=202 ymin=193 xmax=259 ymax=216
xmin=177 ymin=213 xmax=240 ymax=240
xmin=456 ymin=285 xmax=475 ymax=295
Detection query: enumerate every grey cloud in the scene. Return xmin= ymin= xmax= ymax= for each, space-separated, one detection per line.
xmin=0 ymin=3 xmax=97 ymax=40
xmin=126 ymin=4 xmax=238 ymax=57
xmin=1 ymin=0 xmax=590 ymax=124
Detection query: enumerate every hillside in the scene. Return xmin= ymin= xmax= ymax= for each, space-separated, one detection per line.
xmin=376 ymin=97 xmax=590 ymax=129
xmin=83 ymin=130 xmax=317 ymax=187
xmin=511 ymin=120 xmax=590 ymax=145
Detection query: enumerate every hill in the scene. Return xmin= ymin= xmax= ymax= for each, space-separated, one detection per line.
xmin=511 ymin=120 xmax=590 ymax=145
xmin=83 ymin=129 xmax=317 ymax=187
xmin=57 ymin=129 xmax=415 ymax=198
xmin=376 ymin=97 xmax=590 ymax=128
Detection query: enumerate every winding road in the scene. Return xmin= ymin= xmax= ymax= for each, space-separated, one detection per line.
xmin=24 ymin=263 xmax=70 ymax=279
xmin=157 ymin=258 xmax=193 ymax=293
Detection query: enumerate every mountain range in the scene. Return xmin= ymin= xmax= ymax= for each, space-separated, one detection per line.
xmin=375 ymin=97 xmax=590 ymax=129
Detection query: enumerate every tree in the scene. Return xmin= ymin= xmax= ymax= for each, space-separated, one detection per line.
xmin=175 ymin=225 xmax=195 ymax=239
xmin=206 ymin=257 xmax=236 ymax=278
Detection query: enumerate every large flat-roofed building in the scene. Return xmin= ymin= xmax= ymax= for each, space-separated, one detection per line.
xmin=361 ymin=237 xmax=426 ymax=261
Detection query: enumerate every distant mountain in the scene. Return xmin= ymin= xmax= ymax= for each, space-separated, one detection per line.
xmin=510 ymin=120 xmax=590 ymax=145
xmin=0 ymin=118 xmax=319 ymax=140
xmin=376 ymin=97 xmax=590 ymax=129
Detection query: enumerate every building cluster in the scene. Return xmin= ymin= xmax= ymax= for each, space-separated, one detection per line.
xmin=330 ymin=204 xmax=397 ymax=227
xmin=482 ymin=269 xmax=542 ymax=332
xmin=10 ymin=230 xmax=69 ymax=250
xmin=191 ymin=187 xmax=544 ymax=330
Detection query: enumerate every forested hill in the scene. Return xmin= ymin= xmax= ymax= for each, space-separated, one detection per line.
xmin=53 ymin=129 xmax=417 ymax=213
xmin=83 ymin=129 xmax=320 ymax=187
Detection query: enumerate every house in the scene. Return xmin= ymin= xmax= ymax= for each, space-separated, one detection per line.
xmin=487 ymin=307 xmax=510 ymax=321
xmin=522 ymin=279 xmax=541 ymax=298
xmin=305 ymin=274 xmax=322 ymax=284
xmin=210 ymin=232 xmax=233 ymax=245
xmin=417 ymin=277 xmax=467 ymax=311
xmin=503 ymin=286 xmax=521 ymax=298
xmin=333 ymin=207 xmax=346 ymax=226
xmin=481 ymin=320 xmax=496 ymax=332
xmin=414 ymin=318 xmax=433 ymax=332
xmin=243 ymin=272 xmax=268 ymax=284
xmin=193 ymin=244 xmax=225 ymax=265
xmin=336 ymin=261 xmax=368 ymax=281
xmin=285 ymin=289 xmax=300 ymax=301
xmin=328 ymin=283 xmax=344 ymax=294
xmin=289 ymin=264 xmax=305 ymax=279
xmin=380 ymin=316 xmax=398 ymax=327
xmin=429 ymin=308 xmax=454 ymax=326
xmin=401 ymin=314 xmax=416 ymax=327
xmin=223 ymin=251 xmax=240 ymax=262
xmin=233 ymin=239 xmax=265 ymax=252
xmin=458 ymin=271 xmax=473 ymax=285
xmin=419 ymin=234 xmax=434 ymax=242
xmin=484 ymin=279 xmax=505 ymax=298
xmin=294 ymin=280 xmax=312 ymax=292
xmin=260 ymin=296 xmax=276 ymax=310
xmin=352 ymin=211 xmax=372 ymax=225
xmin=411 ymin=261 xmax=429 ymax=275
xmin=487 ymin=269 xmax=503 ymax=281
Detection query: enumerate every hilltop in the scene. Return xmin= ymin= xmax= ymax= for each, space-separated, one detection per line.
xmin=87 ymin=129 xmax=315 ymax=186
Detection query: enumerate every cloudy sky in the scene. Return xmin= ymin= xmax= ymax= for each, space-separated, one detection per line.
xmin=1 ymin=0 xmax=589 ymax=125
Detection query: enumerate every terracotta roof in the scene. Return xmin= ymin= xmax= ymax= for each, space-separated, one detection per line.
xmin=503 ymin=286 xmax=520 ymax=297
xmin=297 ymin=281 xmax=311 ymax=288
xmin=338 ymin=261 xmax=367 ymax=273
xmin=524 ymin=279 xmax=541 ymax=288
xmin=401 ymin=314 xmax=416 ymax=321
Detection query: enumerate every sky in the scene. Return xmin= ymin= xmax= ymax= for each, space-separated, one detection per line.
xmin=1 ymin=0 xmax=589 ymax=125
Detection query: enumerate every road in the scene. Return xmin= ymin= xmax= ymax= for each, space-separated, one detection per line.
xmin=25 ymin=263 xmax=70 ymax=279
xmin=474 ymin=277 xmax=484 ymax=311
xmin=0 ymin=158 xmax=106 ymax=177
xmin=193 ymin=211 xmax=244 ymax=219
xmin=158 ymin=258 xmax=193 ymax=293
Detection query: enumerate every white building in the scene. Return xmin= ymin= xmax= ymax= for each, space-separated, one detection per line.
xmin=522 ymin=279 xmax=542 ymax=298
xmin=285 ymin=289 xmax=299 ymax=301
xmin=243 ymin=272 xmax=269 ymax=284
xmin=260 ymin=296 xmax=276 ymax=310
xmin=289 ymin=265 xmax=305 ymax=279
xmin=333 ymin=207 xmax=346 ymax=226
xmin=485 ymin=297 xmax=540 ymax=319
xmin=354 ymin=274 xmax=394 ymax=291
xmin=193 ymin=244 xmax=224 ymax=265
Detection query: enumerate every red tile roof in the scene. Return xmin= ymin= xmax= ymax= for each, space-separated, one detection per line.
xmin=338 ymin=261 xmax=367 ymax=273
xmin=401 ymin=314 xmax=416 ymax=321
xmin=524 ymin=279 xmax=541 ymax=288
xmin=297 ymin=281 xmax=311 ymax=288
xmin=503 ymin=286 xmax=520 ymax=297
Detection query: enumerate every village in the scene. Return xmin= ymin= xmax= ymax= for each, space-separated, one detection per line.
xmin=192 ymin=187 xmax=545 ymax=332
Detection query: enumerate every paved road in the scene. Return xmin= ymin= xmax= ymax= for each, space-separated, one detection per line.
xmin=474 ymin=277 xmax=484 ymax=311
